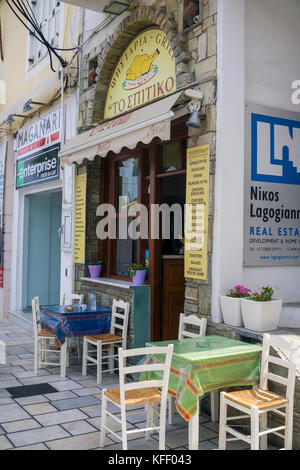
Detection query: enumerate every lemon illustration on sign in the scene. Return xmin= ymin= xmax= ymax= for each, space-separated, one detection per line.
xmin=123 ymin=49 xmax=160 ymax=90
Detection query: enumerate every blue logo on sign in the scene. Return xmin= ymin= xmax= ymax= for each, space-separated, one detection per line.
xmin=251 ymin=113 xmax=300 ymax=185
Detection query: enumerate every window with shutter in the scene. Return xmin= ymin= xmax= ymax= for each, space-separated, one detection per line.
xmin=29 ymin=0 xmax=61 ymax=66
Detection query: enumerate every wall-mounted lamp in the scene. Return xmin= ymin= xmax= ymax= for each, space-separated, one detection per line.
xmin=184 ymin=89 xmax=204 ymax=129
xmin=23 ymin=100 xmax=50 ymax=112
xmin=103 ymin=0 xmax=135 ymax=15
xmin=6 ymin=114 xmax=28 ymax=125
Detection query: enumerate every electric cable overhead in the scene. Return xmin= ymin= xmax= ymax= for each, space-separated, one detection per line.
xmin=5 ymin=0 xmax=79 ymax=72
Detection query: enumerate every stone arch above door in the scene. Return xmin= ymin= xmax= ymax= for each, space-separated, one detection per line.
xmin=81 ymin=2 xmax=192 ymax=128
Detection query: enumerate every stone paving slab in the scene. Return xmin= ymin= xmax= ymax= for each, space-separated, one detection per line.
xmin=23 ymin=402 xmax=58 ymax=416
xmin=2 ymin=419 xmax=41 ymax=433
xmin=46 ymin=431 xmax=103 ymax=450
xmin=51 ymin=395 xmax=101 ymax=411
xmin=15 ymin=395 xmax=49 ymax=406
xmin=0 ymin=435 xmax=14 ymax=449
xmin=35 ymin=409 xmax=89 ymax=426
xmin=7 ymin=425 xmax=70 ymax=447
xmin=0 ymin=403 xmax=31 ymax=423
xmin=61 ymin=420 xmax=98 ymax=436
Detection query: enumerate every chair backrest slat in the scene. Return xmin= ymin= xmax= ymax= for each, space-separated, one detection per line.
xmin=118 ymin=344 xmax=173 ymax=408
xmin=178 ymin=313 xmax=207 ymax=340
xmin=260 ymin=333 xmax=300 ymax=402
xmin=111 ymin=299 xmax=130 ymax=347
xmin=61 ymin=293 xmax=84 ymax=305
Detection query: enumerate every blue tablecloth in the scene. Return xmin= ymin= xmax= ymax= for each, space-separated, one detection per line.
xmin=40 ymin=305 xmax=112 ymax=345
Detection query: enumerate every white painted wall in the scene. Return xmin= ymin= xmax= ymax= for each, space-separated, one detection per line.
xmin=212 ymin=0 xmax=300 ymax=322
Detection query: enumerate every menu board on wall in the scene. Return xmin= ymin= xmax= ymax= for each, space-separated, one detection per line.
xmin=244 ymin=104 xmax=300 ymax=266
xmin=184 ymin=145 xmax=210 ymax=280
xmin=74 ymin=173 xmax=87 ymax=264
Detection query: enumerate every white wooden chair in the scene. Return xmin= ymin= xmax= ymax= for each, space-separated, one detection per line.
xmin=32 ymin=296 xmax=67 ymax=377
xmin=219 ymin=333 xmax=300 ymax=450
xmin=100 ymin=344 xmax=174 ymax=450
xmin=82 ymin=299 xmax=130 ymax=384
xmin=169 ymin=313 xmax=219 ymax=423
xmin=60 ymin=292 xmax=84 ymax=359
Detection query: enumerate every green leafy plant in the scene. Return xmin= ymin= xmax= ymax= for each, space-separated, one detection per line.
xmin=226 ymin=285 xmax=251 ymax=298
xmin=251 ymin=286 xmax=274 ymax=302
xmin=88 ymin=261 xmax=103 ymax=265
xmin=126 ymin=263 xmax=147 ymax=277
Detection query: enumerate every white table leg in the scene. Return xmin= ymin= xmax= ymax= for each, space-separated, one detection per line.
xmin=60 ymin=341 xmax=68 ymax=378
xmin=188 ymin=397 xmax=199 ymax=450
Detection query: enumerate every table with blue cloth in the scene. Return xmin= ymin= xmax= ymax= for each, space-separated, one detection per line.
xmin=40 ymin=304 xmax=112 ymax=346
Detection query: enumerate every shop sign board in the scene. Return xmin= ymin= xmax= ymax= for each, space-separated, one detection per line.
xmin=74 ymin=173 xmax=87 ymax=264
xmin=16 ymin=106 xmax=61 ymax=190
xmin=244 ymin=104 xmax=300 ymax=266
xmin=16 ymin=106 xmax=61 ymax=159
xmin=184 ymin=145 xmax=210 ymax=280
xmin=16 ymin=143 xmax=60 ymax=189
xmin=104 ymin=28 xmax=176 ymax=120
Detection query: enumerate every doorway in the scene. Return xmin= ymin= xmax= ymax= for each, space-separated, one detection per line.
xmin=160 ymin=174 xmax=186 ymax=340
xmin=23 ymin=190 xmax=62 ymax=309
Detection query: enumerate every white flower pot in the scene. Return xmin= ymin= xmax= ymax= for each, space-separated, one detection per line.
xmin=220 ymin=295 xmax=244 ymax=327
xmin=241 ymin=298 xmax=282 ymax=332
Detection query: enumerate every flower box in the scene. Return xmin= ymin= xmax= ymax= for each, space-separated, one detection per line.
xmin=241 ymin=298 xmax=282 ymax=332
xmin=220 ymin=295 xmax=244 ymax=327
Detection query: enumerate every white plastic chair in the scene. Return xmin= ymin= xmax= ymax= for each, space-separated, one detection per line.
xmin=32 ymin=296 xmax=67 ymax=377
xmin=219 ymin=333 xmax=300 ymax=450
xmin=82 ymin=299 xmax=130 ymax=384
xmin=100 ymin=344 xmax=174 ymax=450
xmin=60 ymin=293 xmax=84 ymax=359
xmin=169 ymin=313 xmax=219 ymax=423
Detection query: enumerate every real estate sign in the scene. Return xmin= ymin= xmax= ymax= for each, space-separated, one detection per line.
xmin=244 ymin=104 xmax=300 ymax=266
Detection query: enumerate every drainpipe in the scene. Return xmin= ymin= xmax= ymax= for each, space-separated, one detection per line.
xmin=60 ymin=67 xmax=65 ymax=146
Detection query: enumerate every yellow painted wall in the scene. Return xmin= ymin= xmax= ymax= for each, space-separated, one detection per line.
xmin=0 ymin=1 xmax=81 ymax=126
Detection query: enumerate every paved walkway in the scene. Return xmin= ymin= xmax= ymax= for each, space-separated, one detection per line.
xmin=0 ymin=318 xmax=251 ymax=451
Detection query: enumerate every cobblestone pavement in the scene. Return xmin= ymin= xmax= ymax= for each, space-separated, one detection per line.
xmin=0 ymin=318 xmax=253 ymax=451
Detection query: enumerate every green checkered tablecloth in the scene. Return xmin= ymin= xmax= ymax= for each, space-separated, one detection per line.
xmin=142 ymin=335 xmax=262 ymax=421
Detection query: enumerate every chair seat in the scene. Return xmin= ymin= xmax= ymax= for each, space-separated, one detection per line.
xmin=86 ymin=333 xmax=123 ymax=344
xmin=38 ymin=329 xmax=56 ymax=338
xmin=104 ymin=387 xmax=162 ymax=406
xmin=224 ymin=388 xmax=288 ymax=410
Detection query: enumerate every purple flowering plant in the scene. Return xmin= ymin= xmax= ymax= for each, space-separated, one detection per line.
xmin=227 ymin=284 xmax=251 ymax=298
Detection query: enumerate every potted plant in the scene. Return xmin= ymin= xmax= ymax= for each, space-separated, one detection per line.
xmin=127 ymin=263 xmax=148 ymax=286
xmin=220 ymin=285 xmax=251 ymax=327
xmin=241 ymin=286 xmax=282 ymax=332
xmin=88 ymin=261 xmax=103 ymax=279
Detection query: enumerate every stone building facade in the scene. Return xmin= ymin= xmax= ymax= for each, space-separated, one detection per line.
xmin=65 ymin=0 xmax=300 ymax=449
xmin=75 ymin=0 xmax=217 ymax=322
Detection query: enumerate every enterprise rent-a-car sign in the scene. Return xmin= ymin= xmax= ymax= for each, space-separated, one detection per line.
xmin=244 ymin=104 xmax=300 ymax=266
xmin=16 ymin=106 xmax=61 ymax=189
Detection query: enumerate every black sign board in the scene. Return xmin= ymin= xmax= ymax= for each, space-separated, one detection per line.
xmin=16 ymin=143 xmax=60 ymax=190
